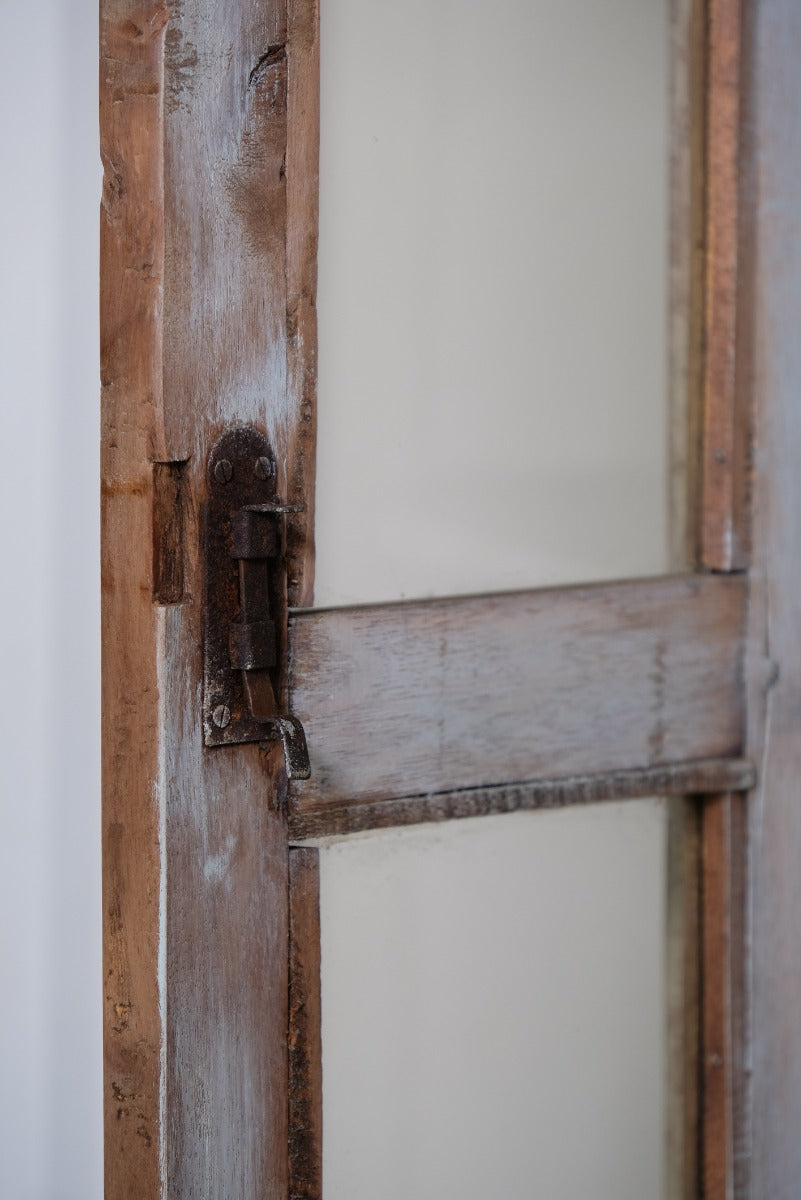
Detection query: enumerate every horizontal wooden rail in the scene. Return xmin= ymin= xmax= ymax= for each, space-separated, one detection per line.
xmin=288 ymin=757 xmax=755 ymax=841
xmin=288 ymin=574 xmax=747 ymax=823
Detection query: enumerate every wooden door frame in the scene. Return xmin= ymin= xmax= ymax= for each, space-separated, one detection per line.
xmin=101 ymin=0 xmax=800 ymax=1196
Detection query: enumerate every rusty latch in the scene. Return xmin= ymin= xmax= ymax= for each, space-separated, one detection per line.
xmin=202 ymin=425 xmax=310 ymax=780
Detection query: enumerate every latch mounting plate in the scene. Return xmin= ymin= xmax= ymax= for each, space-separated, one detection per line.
xmin=202 ymin=425 xmax=310 ymax=777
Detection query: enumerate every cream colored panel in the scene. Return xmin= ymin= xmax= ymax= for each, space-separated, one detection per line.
xmin=320 ymin=802 xmax=666 ymax=1200
xmin=315 ymin=0 xmax=669 ymax=604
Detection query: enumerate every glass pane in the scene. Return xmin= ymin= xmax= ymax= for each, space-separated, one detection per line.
xmin=315 ymin=0 xmax=671 ymax=606
xmin=320 ymin=801 xmax=667 ymax=1199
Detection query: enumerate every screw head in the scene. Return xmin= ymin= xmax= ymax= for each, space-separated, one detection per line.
xmin=212 ymin=704 xmax=231 ymax=730
xmin=214 ymin=459 xmax=233 ymax=484
xmin=254 ymin=456 xmax=274 ymax=480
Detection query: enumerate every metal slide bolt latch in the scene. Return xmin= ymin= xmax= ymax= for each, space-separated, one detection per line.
xmin=202 ymin=425 xmax=310 ymax=780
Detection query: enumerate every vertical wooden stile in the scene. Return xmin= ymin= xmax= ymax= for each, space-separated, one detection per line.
xmin=699 ymin=0 xmax=747 ymax=570
xmin=101 ymin=0 xmax=316 ymax=1195
xmin=101 ymin=12 xmax=165 ymax=1194
xmin=694 ymin=0 xmax=749 ymax=1197
xmin=289 ymin=848 xmax=324 ymax=1200
xmin=285 ymin=5 xmax=323 ymax=1194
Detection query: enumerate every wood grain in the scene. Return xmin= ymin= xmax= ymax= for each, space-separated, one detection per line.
xmin=740 ymin=1 xmax=801 ymax=1193
xmin=288 ymin=758 xmax=754 ymax=842
xmin=101 ymin=0 xmax=314 ymax=1195
xmin=285 ymin=0 xmax=320 ymax=610
xmin=700 ymin=0 xmax=748 ymax=569
xmin=289 ymin=848 xmax=323 ymax=1200
xmin=101 ymin=10 xmax=166 ymax=1194
xmin=701 ymin=793 xmax=734 ymax=1199
xmin=288 ymin=574 xmax=747 ymax=815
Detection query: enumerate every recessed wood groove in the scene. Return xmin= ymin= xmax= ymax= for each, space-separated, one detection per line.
xmin=288 ymin=756 xmax=755 ymax=842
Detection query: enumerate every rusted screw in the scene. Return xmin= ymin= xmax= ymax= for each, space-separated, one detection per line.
xmin=214 ymin=459 xmax=233 ymax=484
xmin=254 ymin=456 xmax=274 ymax=480
xmin=212 ymin=704 xmax=231 ymax=729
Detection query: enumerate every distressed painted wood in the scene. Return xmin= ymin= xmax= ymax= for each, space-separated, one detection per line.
xmin=289 ymin=848 xmax=323 ymax=1200
xmin=289 ymin=575 xmax=747 ymax=815
xmin=740 ymin=2 xmax=801 ymax=1193
xmin=285 ymin=0 xmax=320 ymax=610
xmin=288 ymin=757 xmax=754 ymax=842
xmin=700 ymin=0 xmax=747 ymax=570
xmin=101 ymin=0 xmax=316 ymax=1194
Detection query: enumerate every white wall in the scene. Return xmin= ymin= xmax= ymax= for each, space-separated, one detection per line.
xmin=0 ymin=3 xmax=102 ymax=1197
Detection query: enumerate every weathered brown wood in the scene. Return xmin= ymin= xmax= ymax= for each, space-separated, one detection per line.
xmin=288 ymin=757 xmax=754 ymax=842
xmin=698 ymin=789 xmax=750 ymax=1200
xmin=101 ymin=0 xmax=314 ymax=1194
xmin=152 ymin=459 xmax=188 ymax=604
xmin=693 ymin=4 xmax=752 ymax=1195
xmin=289 ymin=848 xmax=323 ymax=1200
xmin=699 ymin=0 xmax=747 ymax=569
xmin=285 ymin=0 xmax=320 ymax=610
xmin=101 ymin=11 xmax=165 ymax=1194
xmin=739 ymin=2 xmax=801 ymax=1194
xmin=701 ymin=793 xmax=734 ymax=1199
xmin=289 ymin=574 xmax=747 ymax=816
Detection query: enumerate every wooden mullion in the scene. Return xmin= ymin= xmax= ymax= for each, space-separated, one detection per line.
xmin=692 ymin=1 xmax=751 ymax=1197
xmin=285 ymin=7 xmax=322 ymax=1199
xmin=289 ymin=848 xmax=323 ymax=1200
xmin=699 ymin=0 xmax=746 ymax=570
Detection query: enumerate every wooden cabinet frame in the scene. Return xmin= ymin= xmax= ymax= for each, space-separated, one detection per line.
xmin=100 ymin=0 xmax=799 ymax=1195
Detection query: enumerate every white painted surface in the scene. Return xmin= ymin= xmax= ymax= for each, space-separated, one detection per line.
xmin=317 ymin=4 xmax=671 ymax=1196
xmin=0 ymin=3 xmax=102 ymax=1197
xmin=315 ymin=0 xmax=669 ymax=606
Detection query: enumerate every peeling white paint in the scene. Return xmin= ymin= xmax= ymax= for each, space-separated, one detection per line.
xmin=204 ymin=833 xmax=237 ymax=885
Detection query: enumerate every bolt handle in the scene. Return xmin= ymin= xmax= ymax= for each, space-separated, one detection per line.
xmin=264 ymin=715 xmax=311 ymax=780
